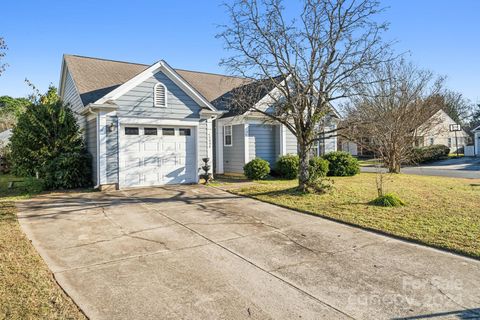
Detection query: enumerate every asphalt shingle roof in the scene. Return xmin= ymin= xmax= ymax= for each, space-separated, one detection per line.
xmin=63 ymin=55 xmax=249 ymax=106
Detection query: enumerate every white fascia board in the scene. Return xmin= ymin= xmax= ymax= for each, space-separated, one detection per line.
xmin=217 ymin=115 xmax=248 ymax=126
xmin=117 ymin=117 xmax=200 ymax=127
xmin=220 ymin=113 xmax=279 ymax=126
xmin=250 ymin=75 xmax=342 ymax=120
xmin=94 ymin=62 xmax=162 ymax=104
xmin=160 ymin=61 xmax=218 ymax=112
xmin=472 ymin=125 xmax=480 ymax=132
xmin=80 ymin=103 xmax=118 ymax=116
xmin=200 ymin=109 xmax=225 ymax=119
xmin=58 ymin=58 xmax=67 ymax=98
xmin=251 ymin=77 xmax=289 ymax=113
xmin=94 ymin=60 xmax=217 ymax=112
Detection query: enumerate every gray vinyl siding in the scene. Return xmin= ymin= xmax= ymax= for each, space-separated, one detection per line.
xmin=113 ymin=71 xmax=202 ymax=119
xmin=198 ymin=119 xmax=208 ymax=164
xmin=223 ymin=124 xmax=245 ymax=173
xmin=285 ymin=129 xmax=298 ymax=154
xmin=248 ymin=124 xmax=276 ymax=167
xmin=62 ymin=68 xmax=86 ymax=130
xmin=106 ymin=116 xmax=119 ymax=184
xmin=86 ymin=118 xmax=97 ymax=185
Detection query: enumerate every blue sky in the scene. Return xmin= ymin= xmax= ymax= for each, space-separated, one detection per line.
xmin=0 ymin=0 xmax=479 ymax=103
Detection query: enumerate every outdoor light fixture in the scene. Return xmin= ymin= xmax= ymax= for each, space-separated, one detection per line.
xmin=108 ymin=122 xmax=116 ymax=133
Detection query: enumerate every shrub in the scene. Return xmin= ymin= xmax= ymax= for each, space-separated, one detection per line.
xmin=305 ymin=157 xmax=332 ymax=193
xmin=20 ymin=177 xmax=45 ymax=194
xmin=275 ymin=154 xmax=299 ymax=179
xmin=369 ymin=193 xmax=405 ymax=207
xmin=308 ymin=156 xmax=329 ymax=180
xmin=41 ymin=152 xmax=92 ymax=190
xmin=411 ymin=145 xmax=450 ymax=164
xmin=323 ymin=151 xmax=360 ymax=176
xmin=9 ymin=91 xmax=92 ymax=190
xmin=244 ymin=158 xmax=270 ymax=180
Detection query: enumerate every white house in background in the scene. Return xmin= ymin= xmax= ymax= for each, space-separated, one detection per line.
xmin=473 ymin=125 xmax=480 ymax=156
xmin=415 ymin=109 xmax=469 ymax=152
xmin=340 ymin=109 xmax=469 ymax=156
xmin=59 ymin=55 xmax=338 ymax=189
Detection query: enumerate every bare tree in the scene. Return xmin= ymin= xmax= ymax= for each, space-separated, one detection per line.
xmin=0 ymin=38 xmax=7 ymax=76
xmin=218 ymin=0 xmax=391 ymax=191
xmin=344 ymin=60 xmax=443 ymax=173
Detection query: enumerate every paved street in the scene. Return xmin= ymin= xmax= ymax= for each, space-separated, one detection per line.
xmin=362 ymin=157 xmax=480 ymax=179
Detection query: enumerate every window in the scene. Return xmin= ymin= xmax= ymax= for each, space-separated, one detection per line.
xmin=144 ymin=128 xmax=158 ymax=135
xmin=154 ymin=83 xmax=167 ymax=107
xmin=224 ymin=125 xmax=232 ymax=146
xmin=125 ymin=127 xmax=139 ymax=135
xmin=162 ymin=128 xmax=175 ymax=136
xmin=429 ymin=138 xmax=434 ymax=145
xmin=447 ymin=138 xmax=452 ymax=148
xmin=179 ymin=128 xmax=191 ymax=136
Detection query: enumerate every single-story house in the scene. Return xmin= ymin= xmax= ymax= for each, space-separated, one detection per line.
xmin=339 ymin=109 xmax=469 ymax=156
xmin=59 ymin=55 xmax=338 ymax=189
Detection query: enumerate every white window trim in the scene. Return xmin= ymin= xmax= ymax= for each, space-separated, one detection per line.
xmin=224 ymin=125 xmax=233 ymax=147
xmin=154 ymin=83 xmax=167 ymax=108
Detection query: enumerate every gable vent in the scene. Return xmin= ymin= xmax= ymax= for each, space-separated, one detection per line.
xmin=154 ymin=83 xmax=167 ymax=107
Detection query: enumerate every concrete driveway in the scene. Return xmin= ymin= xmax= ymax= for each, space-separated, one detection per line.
xmin=362 ymin=157 xmax=480 ymax=179
xmin=17 ymin=186 xmax=480 ymax=320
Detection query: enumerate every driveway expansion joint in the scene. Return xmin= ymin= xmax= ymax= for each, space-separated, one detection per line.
xmin=122 ymin=190 xmax=358 ymax=320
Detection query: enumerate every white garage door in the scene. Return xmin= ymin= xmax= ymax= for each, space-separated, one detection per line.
xmin=119 ymin=125 xmax=197 ymax=187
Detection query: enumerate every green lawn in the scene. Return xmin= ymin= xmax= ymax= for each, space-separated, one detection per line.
xmin=0 ymin=174 xmax=86 ymax=319
xmin=229 ymin=173 xmax=480 ymax=259
xmin=357 ymin=158 xmax=380 ymax=167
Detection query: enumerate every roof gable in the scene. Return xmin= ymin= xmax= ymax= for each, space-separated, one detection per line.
xmin=94 ymin=60 xmax=220 ymax=111
xmin=62 ymin=55 xmax=246 ymax=107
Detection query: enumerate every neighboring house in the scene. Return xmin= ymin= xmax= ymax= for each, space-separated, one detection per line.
xmin=59 ymin=55 xmax=338 ymax=189
xmin=473 ymin=125 xmax=480 ymax=156
xmin=339 ymin=109 xmax=469 ymax=157
xmin=415 ymin=109 xmax=469 ymax=152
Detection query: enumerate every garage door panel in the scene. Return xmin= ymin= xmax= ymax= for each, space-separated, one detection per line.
xmin=125 ymin=141 xmax=141 ymax=152
xmin=144 ymin=142 xmax=159 ymax=152
xmin=120 ymin=125 xmax=197 ymax=188
xmin=125 ymin=173 xmax=141 ymax=186
xmin=161 ymin=154 xmax=177 ymax=166
xmin=144 ymin=172 xmax=161 ymax=185
xmin=125 ymin=157 xmax=142 ymax=169
xmin=144 ymin=156 xmax=159 ymax=167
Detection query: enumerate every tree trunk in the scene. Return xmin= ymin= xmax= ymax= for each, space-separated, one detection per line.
xmin=298 ymin=142 xmax=310 ymax=192
xmin=387 ymin=155 xmax=401 ymax=173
